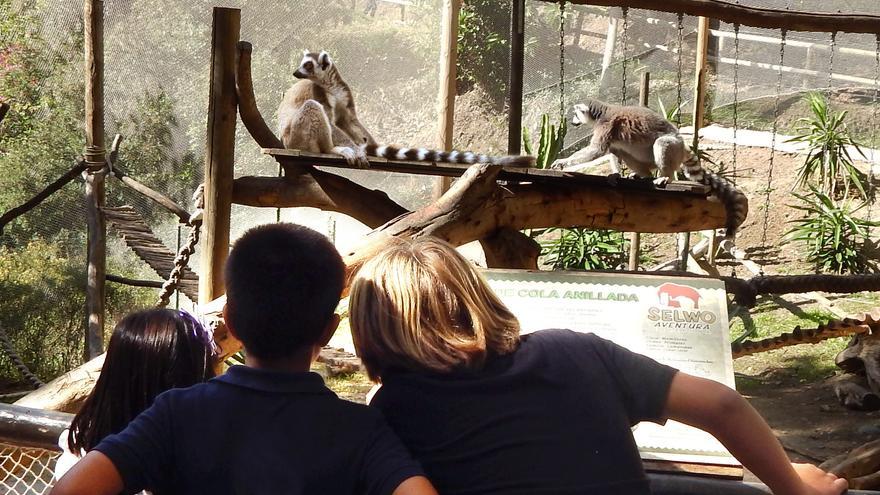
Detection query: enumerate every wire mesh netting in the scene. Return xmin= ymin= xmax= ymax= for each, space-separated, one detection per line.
xmin=0 ymin=443 xmax=59 ymax=495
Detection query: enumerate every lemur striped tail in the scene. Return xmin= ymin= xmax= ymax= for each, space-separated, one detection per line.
xmin=682 ymin=154 xmax=749 ymax=239
xmin=361 ymin=144 xmax=536 ymax=168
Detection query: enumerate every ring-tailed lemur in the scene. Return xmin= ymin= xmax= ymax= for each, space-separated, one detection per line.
xmin=551 ymin=99 xmax=748 ymax=238
xmin=277 ymin=60 xmax=369 ymax=168
xmin=294 ymin=50 xmax=535 ymax=168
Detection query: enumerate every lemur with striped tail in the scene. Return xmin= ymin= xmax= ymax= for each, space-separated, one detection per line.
xmin=551 ymin=99 xmax=748 ymax=238
xmin=292 ymin=50 xmax=535 ymax=168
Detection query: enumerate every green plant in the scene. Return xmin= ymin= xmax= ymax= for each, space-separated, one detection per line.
xmin=784 ymin=187 xmax=879 ymax=274
xmin=522 ymin=114 xmax=567 ymax=169
xmin=540 ymin=228 xmax=627 ymax=270
xmin=786 ymin=92 xmax=869 ymax=200
xmin=657 ymin=98 xmax=685 ymax=123
xmin=457 ymin=0 xmax=509 ymax=106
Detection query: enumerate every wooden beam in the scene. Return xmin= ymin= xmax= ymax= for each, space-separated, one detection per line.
xmin=233 ymin=173 xmax=407 ymax=229
xmin=0 ymin=403 xmax=72 ymax=451
xmin=234 ymin=41 xmax=283 ymax=150
xmin=507 ymin=0 xmax=525 ymax=155
xmin=84 ymin=0 xmax=105 ymax=360
xmin=16 ymin=353 xmax=105 ymax=413
xmin=105 ymin=274 xmax=163 ymax=289
xmin=199 ymin=7 xmax=240 ymax=307
xmin=110 ymin=168 xmax=190 ymax=224
xmin=559 ymin=0 xmax=880 ymax=34
xmin=0 ymin=160 xmax=88 ymax=235
xmin=434 ymin=0 xmax=460 ymax=199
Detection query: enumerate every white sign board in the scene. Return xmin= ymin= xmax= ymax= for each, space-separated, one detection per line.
xmin=482 ymin=269 xmax=739 ymax=467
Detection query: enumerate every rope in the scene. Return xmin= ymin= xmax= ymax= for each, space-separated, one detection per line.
xmin=759 ymin=29 xmax=787 ymax=274
xmin=155 ymin=185 xmax=204 ymax=308
xmin=867 ymin=34 xmax=879 ymax=241
xmin=675 ymin=12 xmax=684 ymax=127
xmin=731 ymin=24 xmax=740 ymax=186
xmin=620 ymin=6 xmax=629 ymax=104
xmin=558 ymin=0 xmax=566 ymax=122
xmin=0 ymin=324 xmax=43 ymax=389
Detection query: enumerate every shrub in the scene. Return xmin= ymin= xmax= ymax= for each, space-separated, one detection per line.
xmin=786 ymin=92 xmax=870 ymax=200
xmin=540 ymin=228 xmax=627 ymax=270
xmin=785 ymin=187 xmax=878 ymax=274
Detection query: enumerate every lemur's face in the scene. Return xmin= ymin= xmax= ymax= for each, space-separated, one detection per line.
xmin=294 ymin=50 xmax=332 ymax=82
xmin=571 ymin=103 xmax=594 ymax=127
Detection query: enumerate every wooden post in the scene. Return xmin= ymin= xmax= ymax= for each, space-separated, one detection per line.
xmin=629 ymin=72 xmax=650 ymax=270
xmin=199 ymin=7 xmax=240 ymax=306
xmin=434 ymin=0 xmax=460 ymax=199
xmin=507 ymin=0 xmax=526 ymax=155
xmin=83 ymin=0 xmax=106 ymax=359
xmin=599 ymin=17 xmax=619 ymax=87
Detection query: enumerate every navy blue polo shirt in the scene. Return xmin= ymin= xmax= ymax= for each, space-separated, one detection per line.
xmin=371 ymin=329 xmax=679 ymax=495
xmin=95 ymin=365 xmax=423 ymax=495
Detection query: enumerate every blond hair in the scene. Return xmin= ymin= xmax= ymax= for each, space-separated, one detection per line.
xmin=349 ymin=237 xmax=521 ymax=381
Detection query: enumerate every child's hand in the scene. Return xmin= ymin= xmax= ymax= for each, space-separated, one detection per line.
xmin=792 ymin=463 xmax=848 ymax=495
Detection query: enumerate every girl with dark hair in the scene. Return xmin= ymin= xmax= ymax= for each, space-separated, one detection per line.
xmin=54 ymin=308 xmax=215 ymax=482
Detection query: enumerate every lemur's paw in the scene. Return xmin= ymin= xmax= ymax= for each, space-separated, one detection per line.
xmin=652 ymin=176 xmax=670 ymax=187
xmin=549 ymin=158 xmax=569 ymax=170
xmin=353 ymin=149 xmax=371 ymax=169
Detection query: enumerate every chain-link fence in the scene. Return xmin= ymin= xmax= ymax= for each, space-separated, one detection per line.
xmin=0 ymin=443 xmax=59 ymax=495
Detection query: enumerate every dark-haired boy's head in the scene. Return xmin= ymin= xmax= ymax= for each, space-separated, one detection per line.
xmin=224 ymin=223 xmax=344 ymax=360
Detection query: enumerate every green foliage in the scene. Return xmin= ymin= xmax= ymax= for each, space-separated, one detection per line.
xmin=657 ymin=98 xmax=685 ymax=123
xmin=786 ymin=92 xmax=869 ymax=200
xmin=0 ymin=241 xmax=152 ymax=384
xmin=457 ymin=0 xmax=509 ymax=106
xmin=522 ymin=114 xmax=566 ymax=169
xmin=785 ymin=187 xmax=879 ymax=274
xmin=113 ymin=90 xmax=202 ymax=211
xmin=539 ymin=228 xmax=627 ymax=271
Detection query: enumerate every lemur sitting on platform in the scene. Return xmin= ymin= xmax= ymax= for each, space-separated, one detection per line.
xmin=282 ymin=50 xmax=535 ymax=168
xmin=551 ymin=99 xmax=748 ymax=238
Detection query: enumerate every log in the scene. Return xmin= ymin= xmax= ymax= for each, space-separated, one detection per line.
xmin=0 ymin=403 xmax=73 ymax=451
xmin=480 ymin=227 xmax=540 ymax=269
xmin=105 ymin=274 xmax=164 ymax=289
xmin=0 ymin=160 xmax=88 ymax=235
xmin=821 ymin=439 xmax=880 ymax=489
xmin=199 ymin=7 xmax=239 ymax=309
xmin=232 ymin=173 xmax=406 ymax=229
xmin=15 ymin=353 xmax=105 ymax=413
xmin=831 ymin=374 xmax=879 ymax=411
xmin=560 ymin=0 xmax=880 ymax=34
xmin=234 ymin=170 xmax=727 ymax=235
xmin=836 ymin=332 xmax=880 ymax=395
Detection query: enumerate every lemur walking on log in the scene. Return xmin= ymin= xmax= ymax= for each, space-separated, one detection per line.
xmin=551 ymin=99 xmax=748 ymax=238
xmin=291 ymin=50 xmax=535 ymax=168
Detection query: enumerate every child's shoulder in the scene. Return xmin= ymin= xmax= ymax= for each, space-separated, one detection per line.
xmin=522 ymin=328 xmax=601 ymax=348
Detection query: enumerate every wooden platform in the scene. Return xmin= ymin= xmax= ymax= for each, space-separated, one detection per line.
xmin=262 ymin=148 xmax=711 ymax=196
xmin=103 ymin=206 xmax=199 ymax=300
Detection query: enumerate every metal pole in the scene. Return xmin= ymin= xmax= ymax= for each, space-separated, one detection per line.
xmin=507 ymin=0 xmax=525 ymax=155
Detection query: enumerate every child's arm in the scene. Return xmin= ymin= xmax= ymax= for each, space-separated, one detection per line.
xmin=49 ymin=451 xmax=124 ymax=495
xmin=392 ymin=476 xmax=439 ymax=495
xmin=664 ymin=372 xmax=848 ymax=495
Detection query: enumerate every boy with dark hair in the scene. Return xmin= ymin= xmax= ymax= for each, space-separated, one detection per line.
xmin=52 ymin=223 xmax=436 ymax=495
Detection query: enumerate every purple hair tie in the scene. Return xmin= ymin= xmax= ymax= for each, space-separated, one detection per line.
xmin=178 ymin=309 xmax=218 ymax=356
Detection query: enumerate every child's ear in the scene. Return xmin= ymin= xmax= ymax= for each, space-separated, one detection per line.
xmin=222 ymin=304 xmax=239 ymax=340
xmin=318 ymin=313 xmax=340 ymax=347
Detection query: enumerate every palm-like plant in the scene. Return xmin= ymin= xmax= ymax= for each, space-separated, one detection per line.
xmin=786 ymin=92 xmax=869 ymax=200
xmin=785 ymin=187 xmax=879 ymax=274
xmin=540 ymin=227 xmax=627 ymax=270
xmin=522 ymin=114 xmax=566 ymax=169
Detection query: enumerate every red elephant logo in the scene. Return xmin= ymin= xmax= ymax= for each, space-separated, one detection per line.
xmin=657 ymin=283 xmax=701 ymax=309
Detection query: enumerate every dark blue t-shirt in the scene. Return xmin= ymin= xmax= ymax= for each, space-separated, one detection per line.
xmin=95 ymin=365 xmax=423 ymax=495
xmin=371 ymin=329 xmax=678 ymax=495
